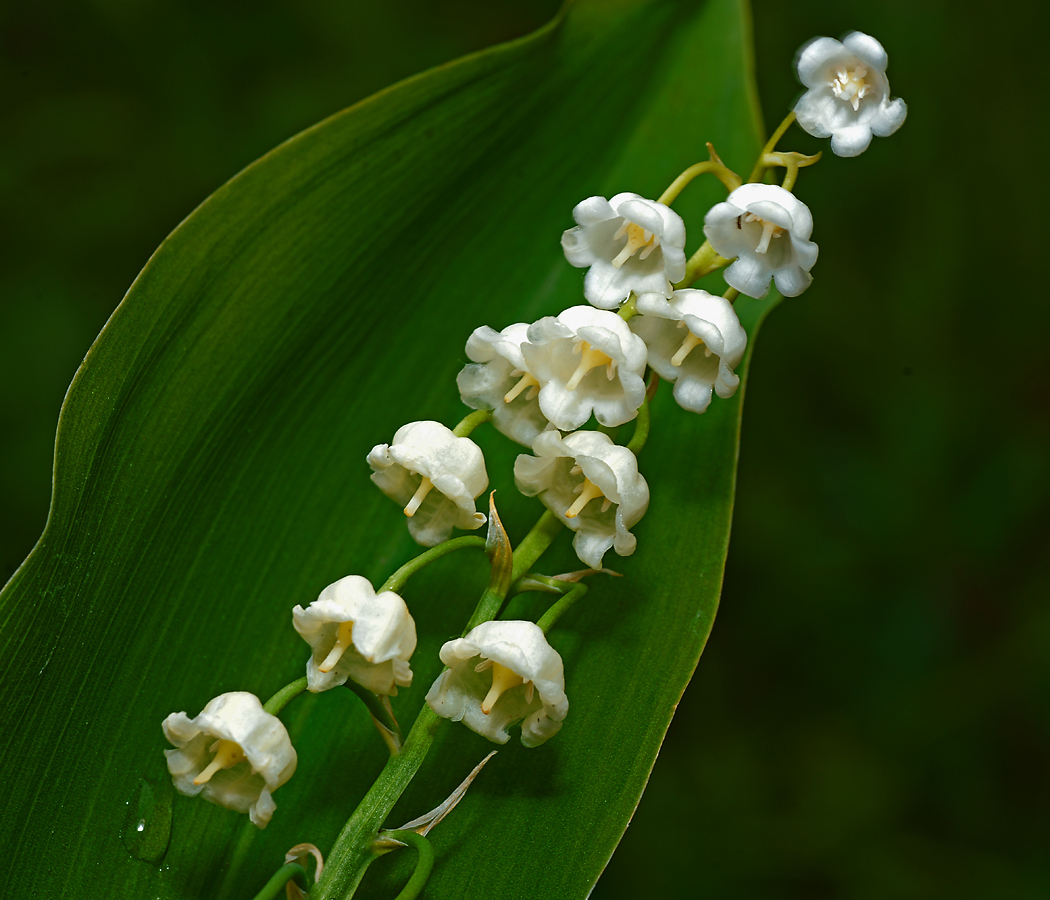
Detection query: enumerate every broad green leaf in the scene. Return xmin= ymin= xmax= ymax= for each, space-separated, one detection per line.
xmin=0 ymin=0 xmax=775 ymax=897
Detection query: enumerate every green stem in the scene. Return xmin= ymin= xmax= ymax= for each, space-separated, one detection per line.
xmin=625 ymin=394 xmax=650 ymax=456
xmin=674 ymin=240 xmax=730 ymax=290
xmin=262 ymin=676 xmax=308 ymax=716
xmin=248 ymin=863 xmax=307 ymax=900
xmin=618 ymin=293 xmax=638 ymax=322
xmin=452 ymin=407 xmax=492 ymax=437
xmin=381 ymin=830 xmax=436 ymax=900
xmin=310 ymin=707 xmax=446 ymax=900
xmin=536 ymin=583 xmax=588 ymax=633
xmin=462 ymin=584 xmax=507 ymax=633
xmin=723 ymin=287 xmax=739 ymax=304
xmin=657 ymin=159 xmax=741 ymax=205
xmin=748 ymin=111 xmax=796 ymax=183
xmin=379 ymin=535 xmax=487 ymax=593
xmin=510 ymin=510 xmax=564 ymax=585
xmin=312 ymin=514 xmax=563 ymax=899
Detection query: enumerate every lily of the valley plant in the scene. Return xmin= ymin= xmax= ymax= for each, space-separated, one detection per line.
xmin=160 ymin=29 xmax=906 ymax=900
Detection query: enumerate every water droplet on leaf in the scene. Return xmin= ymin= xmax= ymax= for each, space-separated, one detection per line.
xmin=122 ymin=775 xmax=173 ymax=863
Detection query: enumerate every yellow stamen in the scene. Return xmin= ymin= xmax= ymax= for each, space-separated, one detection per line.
xmin=404 ymin=476 xmax=433 ymax=517
xmin=504 ymin=371 xmax=540 ymax=403
xmin=565 ymin=340 xmax=615 ymax=391
xmin=671 ymin=332 xmax=703 ymax=367
xmin=611 ymin=221 xmax=657 ymax=268
xmin=193 ymin=738 xmax=246 ymax=785
xmin=565 ymin=477 xmax=605 ymax=518
xmin=318 ymin=620 xmax=354 ymax=673
xmin=480 ymin=662 xmax=524 ymax=715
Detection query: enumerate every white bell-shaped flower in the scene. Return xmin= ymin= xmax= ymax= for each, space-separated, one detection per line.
xmin=162 ymin=692 xmax=297 ymax=829
xmin=292 ymin=575 xmax=416 ymax=695
xmin=368 ymin=421 xmax=488 ymax=547
xmin=703 ymin=183 xmax=818 ymax=299
xmin=521 ymin=306 xmax=647 ymax=431
xmin=631 ymin=290 xmax=747 ymax=414
xmin=514 ymin=430 xmax=649 ymax=569
xmin=561 ymin=192 xmax=687 ymax=309
xmin=425 ymin=620 xmax=568 ymax=748
xmin=456 ymin=323 xmax=550 ymax=448
xmin=794 ymin=32 xmax=907 ymax=158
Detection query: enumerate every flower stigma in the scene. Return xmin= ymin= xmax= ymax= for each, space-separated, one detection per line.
xmin=403 ymin=476 xmax=434 ymax=517
xmin=831 ymin=65 xmax=872 ymax=111
xmin=565 ymin=473 xmax=609 ymax=518
xmin=565 ymin=339 xmax=616 ymax=390
xmin=318 ymin=620 xmax=354 ymax=673
xmin=611 ymin=220 xmax=658 ymax=268
xmin=504 ymin=369 xmax=540 ymax=403
xmin=670 ymin=330 xmax=713 ymax=367
xmin=743 ymin=213 xmax=784 ymax=254
xmin=193 ymin=738 xmax=247 ymax=785
xmin=475 ymin=659 xmax=526 ymax=714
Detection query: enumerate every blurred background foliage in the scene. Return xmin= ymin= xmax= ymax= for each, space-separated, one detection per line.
xmin=1 ymin=1 xmax=1046 ymax=898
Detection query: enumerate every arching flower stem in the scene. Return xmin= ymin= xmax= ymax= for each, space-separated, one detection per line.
xmin=674 ymin=241 xmax=732 ymax=290
xmin=451 ymin=407 xmax=493 ymax=438
xmin=378 ymin=535 xmax=488 ymax=593
xmin=747 ymin=110 xmax=797 ymax=183
xmin=618 ymin=293 xmax=638 ymax=322
xmin=625 ymin=391 xmax=651 ymax=456
xmin=247 ymin=862 xmax=308 ymax=900
xmin=657 ymin=143 xmax=742 ymax=205
xmin=536 ymin=583 xmax=588 ymax=633
xmin=262 ymin=676 xmax=308 ymax=717
xmin=378 ymin=830 xmax=436 ymax=900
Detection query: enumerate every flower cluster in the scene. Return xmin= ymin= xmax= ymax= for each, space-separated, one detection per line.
xmin=161 ymin=30 xmax=905 ymax=840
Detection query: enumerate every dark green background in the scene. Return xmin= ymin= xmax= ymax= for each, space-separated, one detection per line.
xmin=1 ymin=2 xmax=1045 ymax=898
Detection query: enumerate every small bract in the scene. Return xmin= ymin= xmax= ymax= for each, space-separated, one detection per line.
xmin=162 ymin=692 xmax=297 ymax=829
xmin=292 ymin=575 xmax=416 ymax=695
xmin=425 ymin=620 xmax=568 ymax=748
xmin=514 ymin=430 xmax=649 ymax=569
xmin=456 ymin=323 xmax=550 ymax=448
xmin=703 ymin=183 xmax=818 ymax=299
xmin=794 ymin=31 xmax=907 ymax=158
xmin=521 ymin=306 xmax=647 ymax=431
xmin=561 ymin=192 xmax=687 ymax=309
xmin=631 ymin=290 xmax=747 ymax=414
xmin=368 ymin=421 xmax=488 ymax=547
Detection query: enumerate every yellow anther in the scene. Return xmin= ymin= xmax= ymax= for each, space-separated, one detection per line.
xmin=318 ymin=620 xmax=354 ymax=673
xmin=194 ymin=738 xmax=246 ymax=785
xmin=480 ymin=661 xmax=524 ymax=715
xmin=565 ymin=340 xmax=615 ymax=391
xmin=611 ymin=221 xmax=657 ymax=268
xmin=565 ymin=477 xmax=605 ymax=519
xmin=504 ymin=371 xmax=540 ymax=403
xmin=404 ymin=476 xmax=434 ymax=517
